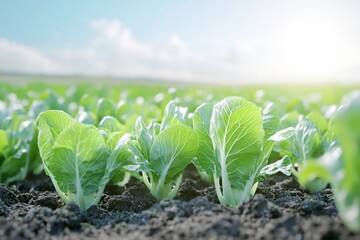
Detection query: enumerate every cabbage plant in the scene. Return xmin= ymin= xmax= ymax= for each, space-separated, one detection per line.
xmin=0 ymin=99 xmax=43 ymax=184
xmin=300 ymin=91 xmax=360 ymax=231
xmin=193 ymin=96 xmax=293 ymax=208
xmin=128 ymin=101 xmax=198 ymax=201
xmin=0 ymin=120 xmax=39 ymax=184
xmin=277 ymin=111 xmax=335 ymax=192
xmin=37 ymin=110 xmax=135 ymax=209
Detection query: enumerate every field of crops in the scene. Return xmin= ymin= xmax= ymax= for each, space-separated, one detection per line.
xmin=0 ymin=79 xmax=360 ymax=239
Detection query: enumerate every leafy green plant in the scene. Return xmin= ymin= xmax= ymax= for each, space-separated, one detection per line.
xmin=300 ymin=91 xmax=360 ymax=231
xmin=128 ymin=103 xmax=198 ymax=201
xmin=37 ymin=110 xmax=135 ymax=209
xmin=193 ymin=96 xmax=293 ymax=208
xmin=0 ymin=100 xmax=42 ymax=184
xmin=98 ymin=115 xmax=132 ymax=187
xmin=277 ymin=111 xmax=335 ymax=192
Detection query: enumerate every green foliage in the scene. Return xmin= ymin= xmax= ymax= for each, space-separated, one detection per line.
xmin=331 ymin=92 xmax=360 ymax=231
xmin=278 ymin=111 xmax=334 ymax=192
xmin=193 ymin=97 xmax=293 ymax=208
xmin=262 ymin=102 xmax=282 ymax=139
xmin=129 ymin=103 xmax=198 ymax=201
xmin=0 ymin=104 xmax=41 ymax=184
xmin=1 ymin=81 xmax=359 ymax=231
xmin=299 ymin=91 xmax=360 ymax=231
xmin=37 ymin=110 xmax=135 ymax=209
xmin=192 ymin=103 xmax=215 ymax=180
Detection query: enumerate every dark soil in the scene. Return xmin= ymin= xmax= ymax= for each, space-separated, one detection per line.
xmin=1 ymin=167 xmax=359 ymax=240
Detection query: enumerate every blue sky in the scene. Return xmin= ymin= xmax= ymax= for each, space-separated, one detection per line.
xmin=1 ymin=1 xmax=360 ymax=84
xmin=0 ymin=1 xmax=255 ymax=48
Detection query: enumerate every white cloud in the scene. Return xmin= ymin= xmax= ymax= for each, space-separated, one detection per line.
xmin=90 ymin=19 xmax=153 ymax=59
xmin=0 ymin=18 xmax=359 ymax=84
xmin=0 ymin=39 xmax=63 ymax=74
xmin=53 ymin=19 xmax=222 ymax=82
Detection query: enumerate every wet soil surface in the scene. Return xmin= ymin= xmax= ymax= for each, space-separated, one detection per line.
xmin=1 ymin=168 xmax=359 ymax=240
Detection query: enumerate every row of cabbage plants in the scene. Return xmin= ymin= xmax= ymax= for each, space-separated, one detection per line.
xmin=0 ymin=85 xmax=359 ymax=231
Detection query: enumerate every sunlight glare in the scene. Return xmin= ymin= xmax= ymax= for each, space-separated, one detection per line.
xmin=269 ymin=9 xmax=351 ymax=79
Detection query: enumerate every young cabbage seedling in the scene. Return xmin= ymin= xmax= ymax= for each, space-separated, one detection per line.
xmin=277 ymin=111 xmax=335 ymax=192
xmin=193 ymin=96 xmax=293 ymax=208
xmin=98 ymin=116 xmax=132 ymax=187
xmin=37 ymin=110 xmax=135 ymax=209
xmin=300 ymin=91 xmax=360 ymax=232
xmin=128 ymin=101 xmax=198 ymax=201
xmin=0 ymin=106 xmax=41 ymax=184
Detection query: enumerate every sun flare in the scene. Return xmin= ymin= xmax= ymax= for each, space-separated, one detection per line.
xmin=268 ymin=9 xmax=356 ymax=79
